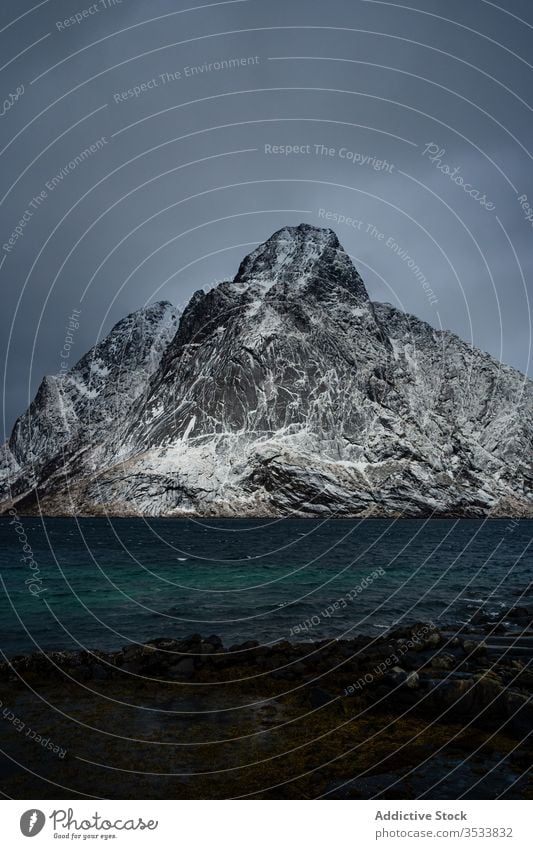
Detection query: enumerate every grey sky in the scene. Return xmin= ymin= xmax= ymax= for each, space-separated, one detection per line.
xmin=1 ymin=0 xmax=532 ymax=440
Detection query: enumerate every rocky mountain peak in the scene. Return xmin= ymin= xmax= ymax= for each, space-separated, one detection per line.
xmin=1 ymin=226 xmax=531 ymax=518
xmin=231 ymin=223 xmax=369 ymax=303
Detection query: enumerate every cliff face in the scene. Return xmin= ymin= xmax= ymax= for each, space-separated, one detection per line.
xmin=2 ymin=224 xmax=531 ymax=517
xmin=2 ymin=301 xmax=179 ymax=509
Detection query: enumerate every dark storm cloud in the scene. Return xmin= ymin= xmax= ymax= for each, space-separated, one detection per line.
xmin=1 ymin=0 xmax=532 ymax=440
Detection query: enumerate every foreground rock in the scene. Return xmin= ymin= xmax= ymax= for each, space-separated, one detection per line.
xmin=1 ymin=622 xmax=531 ymax=799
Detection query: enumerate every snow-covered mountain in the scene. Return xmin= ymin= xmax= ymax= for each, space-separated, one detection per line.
xmin=1 ymin=224 xmax=531 ymax=517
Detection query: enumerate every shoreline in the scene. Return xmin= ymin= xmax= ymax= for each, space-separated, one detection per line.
xmin=2 ymin=511 xmax=532 ymax=520
xmin=2 ymin=597 xmax=532 ymax=667
xmin=2 ymin=615 xmax=531 ymax=680
xmin=1 ymin=617 xmax=532 ymax=798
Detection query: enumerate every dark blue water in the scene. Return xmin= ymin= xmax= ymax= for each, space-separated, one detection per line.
xmin=0 ymin=517 xmax=531 ymax=656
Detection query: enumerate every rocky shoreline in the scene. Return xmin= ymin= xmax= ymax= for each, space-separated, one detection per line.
xmin=2 ymin=617 xmax=532 ymax=731
xmin=1 ymin=607 xmax=531 ymax=799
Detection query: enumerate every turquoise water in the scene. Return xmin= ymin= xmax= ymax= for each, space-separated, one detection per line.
xmin=0 ymin=517 xmax=531 ymax=655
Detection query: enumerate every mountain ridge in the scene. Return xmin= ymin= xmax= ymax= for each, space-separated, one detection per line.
xmin=2 ymin=224 xmax=531 ymax=518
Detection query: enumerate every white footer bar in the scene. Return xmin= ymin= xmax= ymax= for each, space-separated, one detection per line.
xmin=2 ymin=799 xmax=530 ymax=848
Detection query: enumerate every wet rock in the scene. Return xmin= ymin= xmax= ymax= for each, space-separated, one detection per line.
xmin=403 ymin=671 xmax=420 ymax=690
xmin=424 ymin=632 xmax=441 ymax=648
xmin=177 ymin=634 xmax=202 ymax=651
xmin=121 ymin=645 xmax=142 ymax=661
xmin=462 ymin=639 xmax=487 ymax=655
xmin=471 ymin=672 xmax=506 ymax=715
xmin=430 ymin=654 xmax=456 ymax=670
xmin=389 ymin=667 xmax=420 ymax=689
xmin=429 ymin=678 xmax=474 ymax=711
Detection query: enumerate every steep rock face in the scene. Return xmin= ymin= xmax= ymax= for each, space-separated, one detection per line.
xmin=127 ymin=225 xmax=388 ymax=450
xmin=1 ymin=224 xmax=531 ymax=517
xmin=1 ymin=301 xmax=179 ymax=504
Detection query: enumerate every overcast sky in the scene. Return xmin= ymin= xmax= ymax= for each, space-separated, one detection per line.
xmin=1 ymin=0 xmax=532 ymax=440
